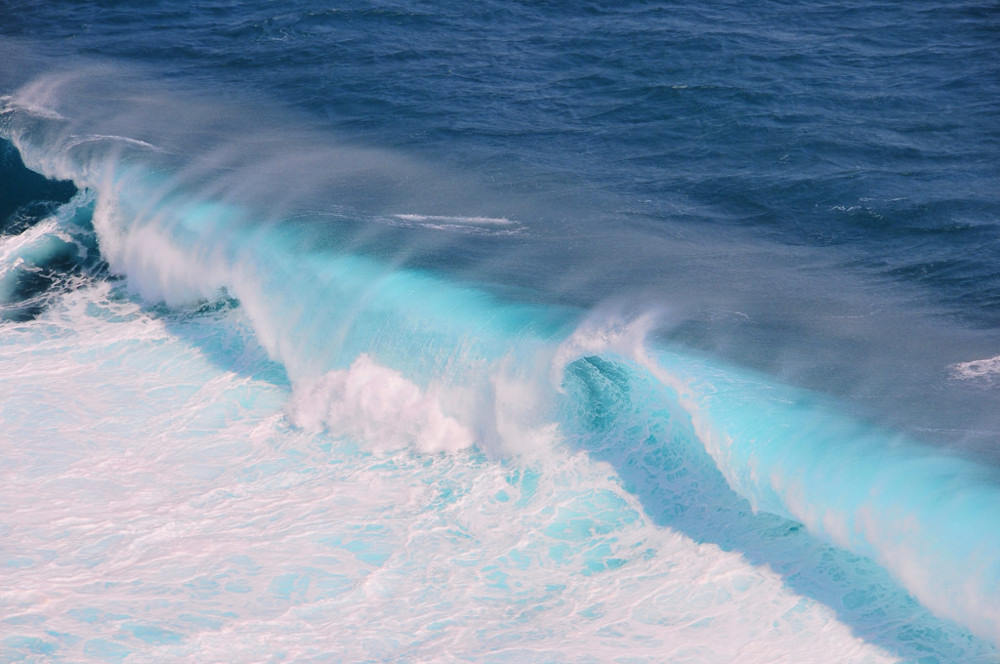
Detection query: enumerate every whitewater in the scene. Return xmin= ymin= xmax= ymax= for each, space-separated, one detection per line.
xmin=3 ymin=1 xmax=1000 ymax=662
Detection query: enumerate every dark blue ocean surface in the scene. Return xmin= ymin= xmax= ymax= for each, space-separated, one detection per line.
xmin=2 ymin=1 xmax=1000 ymax=661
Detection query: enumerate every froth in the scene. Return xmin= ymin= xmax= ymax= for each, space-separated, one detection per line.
xmin=387 ymin=213 xmax=524 ymax=236
xmin=551 ymin=305 xmax=666 ymax=385
xmin=287 ymin=354 xmax=475 ymax=453
xmin=950 ymin=355 xmax=1000 ymax=383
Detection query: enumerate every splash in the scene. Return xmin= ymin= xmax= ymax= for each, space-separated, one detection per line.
xmin=288 ymin=353 xmax=475 ymax=453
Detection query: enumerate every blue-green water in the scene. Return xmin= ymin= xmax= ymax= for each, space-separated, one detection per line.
xmin=2 ymin=1 xmax=999 ymax=661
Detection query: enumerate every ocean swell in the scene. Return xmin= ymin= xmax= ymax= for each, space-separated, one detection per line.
xmin=3 ymin=70 xmax=1000 ymax=649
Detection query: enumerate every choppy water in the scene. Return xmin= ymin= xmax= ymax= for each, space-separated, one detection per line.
xmin=2 ymin=1 xmax=999 ymax=662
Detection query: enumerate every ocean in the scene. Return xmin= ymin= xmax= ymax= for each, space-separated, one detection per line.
xmin=1 ymin=1 xmax=999 ymax=661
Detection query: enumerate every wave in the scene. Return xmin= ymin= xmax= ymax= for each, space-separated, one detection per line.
xmin=0 ymin=138 xmax=100 ymax=320
xmin=3 ymin=70 xmax=999 ymax=648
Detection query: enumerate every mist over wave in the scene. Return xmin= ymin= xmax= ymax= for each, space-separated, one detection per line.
xmin=4 ymin=56 xmax=999 ymax=454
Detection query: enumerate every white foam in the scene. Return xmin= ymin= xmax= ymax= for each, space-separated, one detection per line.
xmin=950 ymin=355 xmax=1000 ymax=382
xmin=551 ymin=305 xmax=666 ymax=385
xmin=387 ymin=213 xmax=524 ymax=235
xmin=287 ymin=354 xmax=475 ymax=453
xmin=0 ymin=220 xmax=58 ymax=302
xmin=87 ymin=184 xmax=236 ymax=307
xmin=0 ymin=285 xmax=900 ymax=661
xmin=0 ymin=212 xmax=92 ymax=305
xmin=393 ymin=213 xmax=515 ymax=225
xmin=5 ymin=279 xmax=994 ymax=662
xmin=1 ymin=84 xmax=65 ymax=121
xmin=64 ymin=133 xmax=161 ymax=152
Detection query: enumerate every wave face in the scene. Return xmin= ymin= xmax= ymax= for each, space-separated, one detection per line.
xmin=2 ymin=1 xmax=1000 ymax=661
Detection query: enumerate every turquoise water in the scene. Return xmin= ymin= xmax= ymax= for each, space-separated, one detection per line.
xmin=2 ymin=1 xmax=999 ymax=661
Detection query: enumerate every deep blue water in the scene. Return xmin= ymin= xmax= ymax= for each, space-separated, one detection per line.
xmin=2 ymin=1 xmax=1000 ymax=661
